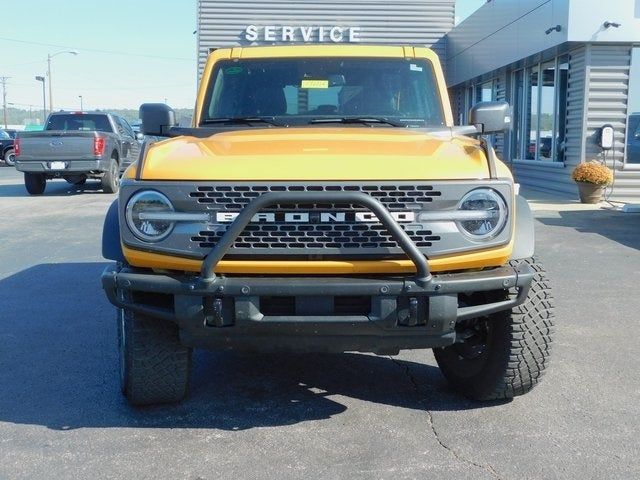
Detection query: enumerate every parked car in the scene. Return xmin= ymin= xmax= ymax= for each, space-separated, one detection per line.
xmin=4 ymin=129 xmax=18 ymax=139
xmin=14 ymin=111 xmax=141 ymax=195
xmin=0 ymin=129 xmax=16 ymax=166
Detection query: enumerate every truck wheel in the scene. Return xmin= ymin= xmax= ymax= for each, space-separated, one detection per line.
xmin=4 ymin=148 xmax=15 ymax=166
xmin=433 ymin=257 xmax=554 ymax=401
xmin=24 ymin=173 xmax=46 ymax=195
xmin=118 ymin=308 xmax=192 ymax=406
xmin=101 ymin=158 xmax=119 ymax=194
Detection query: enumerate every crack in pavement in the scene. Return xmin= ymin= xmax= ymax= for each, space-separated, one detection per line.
xmin=388 ymin=356 xmax=502 ymax=480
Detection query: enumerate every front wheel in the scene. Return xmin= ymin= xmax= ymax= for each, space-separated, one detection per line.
xmin=434 ymin=257 xmax=555 ymax=401
xmin=101 ymin=158 xmax=119 ymax=194
xmin=4 ymin=149 xmax=15 ymax=166
xmin=118 ymin=308 xmax=192 ymax=406
xmin=24 ymin=173 xmax=46 ymax=195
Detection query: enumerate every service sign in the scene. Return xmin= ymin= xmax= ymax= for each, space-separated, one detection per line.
xmin=244 ymin=25 xmax=362 ymax=43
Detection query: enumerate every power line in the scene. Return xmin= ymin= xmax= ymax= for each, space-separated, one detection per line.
xmin=1 ymin=77 xmax=9 ymax=128
xmin=0 ymin=36 xmax=195 ymax=62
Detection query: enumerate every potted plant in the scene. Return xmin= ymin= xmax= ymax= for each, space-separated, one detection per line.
xmin=571 ymin=161 xmax=613 ymax=204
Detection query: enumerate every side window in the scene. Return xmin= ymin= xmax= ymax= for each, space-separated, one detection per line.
xmin=114 ymin=117 xmax=128 ymax=136
xmin=119 ymin=117 xmax=135 ymax=137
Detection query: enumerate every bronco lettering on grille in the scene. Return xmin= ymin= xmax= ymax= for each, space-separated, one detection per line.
xmin=215 ymin=211 xmax=416 ymax=223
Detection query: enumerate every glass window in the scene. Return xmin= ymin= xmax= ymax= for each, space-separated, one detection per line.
xmin=524 ymin=66 xmax=539 ymax=159
xmin=45 ymin=114 xmax=112 ymax=132
xmin=512 ymin=57 xmax=568 ymax=161
xmin=202 ymin=58 xmax=445 ymax=127
xmin=538 ymin=62 xmax=556 ymax=160
xmin=626 ymin=47 xmax=640 ymax=164
xmin=476 ymin=81 xmax=493 ymax=103
xmin=511 ymin=70 xmax=525 ymax=159
xmin=0 ymin=130 xmax=10 ymax=140
xmin=555 ymin=56 xmax=569 ymax=161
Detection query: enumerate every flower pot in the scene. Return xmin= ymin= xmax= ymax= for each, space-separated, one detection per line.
xmin=576 ymin=182 xmax=604 ymax=204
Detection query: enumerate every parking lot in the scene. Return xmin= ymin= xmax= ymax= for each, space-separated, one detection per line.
xmin=0 ymin=166 xmax=639 ymax=479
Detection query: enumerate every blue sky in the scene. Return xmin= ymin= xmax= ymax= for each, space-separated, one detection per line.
xmin=1 ymin=0 xmax=485 ymax=113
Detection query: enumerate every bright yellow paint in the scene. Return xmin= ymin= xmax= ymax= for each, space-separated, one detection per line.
xmin=140 ymin=128 xmax=502 ymax=181
xmin=123 ymin=44 xmax=515 ymax=273
xmin=123 ymin=243 xmax=513 ymax=275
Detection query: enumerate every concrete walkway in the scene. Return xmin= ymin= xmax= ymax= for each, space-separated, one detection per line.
xmin=519 ymin=185 xmax=640 ymax=212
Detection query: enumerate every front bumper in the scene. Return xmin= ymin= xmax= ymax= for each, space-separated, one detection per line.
xmin=102 ymin=263 xmax=533 ymax=353
xmin=103 ymin=189 xmax=530 ymax=353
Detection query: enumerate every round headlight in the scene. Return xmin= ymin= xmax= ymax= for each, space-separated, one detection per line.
xmin=125 ymin=190 xmax=175 ymax=242
xmin=456 ymin=188 xmax=508 ymax=240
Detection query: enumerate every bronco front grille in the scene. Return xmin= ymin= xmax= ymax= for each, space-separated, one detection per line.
xmin=188 ymin=184 xmax=441 ymax=210
xmin=187 ymin=183 xmax=442 ymax=256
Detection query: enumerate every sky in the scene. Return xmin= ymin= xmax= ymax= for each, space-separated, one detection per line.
xmin=1 ymin=0 xmax=486 ymax=113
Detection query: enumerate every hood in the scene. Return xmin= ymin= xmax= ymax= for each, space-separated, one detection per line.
xmin=139 ymin=128 xmax=505 ymax=181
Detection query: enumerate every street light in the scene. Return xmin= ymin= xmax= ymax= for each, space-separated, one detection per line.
xmin=35 ymin=76 xmax=46 ymax=123
xmin=47 ymin=50 xmax=78 ymax=111
xmin=78 ymin=95 xmax=83 ymax=111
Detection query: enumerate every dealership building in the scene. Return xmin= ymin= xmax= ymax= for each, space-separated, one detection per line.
xmin=197 ymin=0 xmax=640 ymax=200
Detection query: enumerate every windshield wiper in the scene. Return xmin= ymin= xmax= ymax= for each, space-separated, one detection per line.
xmin=200 ymin=117 xmax=287 ymax=127
xmin=309 ymin=117 xmax=406 ymax=127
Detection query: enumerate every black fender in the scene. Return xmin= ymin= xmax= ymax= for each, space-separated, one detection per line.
xmin=102 ymin=199 xmax=125 ymax=263
xmin=510 ymin=195 xmax=535 ymax=260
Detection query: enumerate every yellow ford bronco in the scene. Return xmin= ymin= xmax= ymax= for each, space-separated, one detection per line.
xmin=101 ymin=45 xmax=554 ymax=406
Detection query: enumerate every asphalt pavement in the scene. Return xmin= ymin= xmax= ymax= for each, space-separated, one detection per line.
xmin=0 ymin=167 xmax=639 ymax=480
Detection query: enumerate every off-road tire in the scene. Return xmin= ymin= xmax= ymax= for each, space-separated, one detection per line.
xmin=4 ymin=148 xmax=15 ymax=166
xmin=434 ymin=257 xmax=554 ymax=401
xmin=118 ymin=308 xmax=192 ymax=406
xmin=24 ymin=173 xmax=46 ymax=195
xmin=101 ymin=158 xmax=119 ymax=194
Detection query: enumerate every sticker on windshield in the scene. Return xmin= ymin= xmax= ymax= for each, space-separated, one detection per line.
xmin=409 ymin=64 xmax=423 ymax=72
xmin=225 ymin=66 xmax=243 ymax=75
xmin=301 ymin=79 xmax=329 ymax=89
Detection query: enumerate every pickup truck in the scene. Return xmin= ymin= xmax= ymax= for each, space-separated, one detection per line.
xmin=14 ymin=111 xmax=141 ymax=195
xmin=101 ymin=45 xmax=555 ymax=406
xmin=0 ymin=129 xmax=15 ymax=166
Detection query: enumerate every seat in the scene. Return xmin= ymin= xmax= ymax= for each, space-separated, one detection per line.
xmin=242 ymin=85 xmax=287 ymax=116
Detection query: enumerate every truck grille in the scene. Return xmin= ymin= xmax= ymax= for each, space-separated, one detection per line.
xmin=187 ymin=183 xmax=442 ymax=256
xmin=189 ymin=184 xmax=441 ymax=210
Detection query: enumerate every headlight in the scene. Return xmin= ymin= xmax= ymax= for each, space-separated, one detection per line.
xmin=125 ymin=190 xmax=175 ymax=242
xmin=456 ymin=188 xmax=508 ymax=240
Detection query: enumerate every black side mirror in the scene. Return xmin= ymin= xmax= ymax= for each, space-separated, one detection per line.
xmin=139 ymin=103 xmax=177 ymax=136
xmin=469 ymin=101 xmax=512 ymax=134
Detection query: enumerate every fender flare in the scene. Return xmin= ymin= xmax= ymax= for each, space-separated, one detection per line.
xmin=509 ymin=195 xmax=535 ymax=260
xmin=102 ymin=199 xmax=125 ymax=263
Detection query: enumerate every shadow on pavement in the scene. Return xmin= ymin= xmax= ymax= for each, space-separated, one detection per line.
xmin=0 ymin=180 xmax=107 ymax=198
xmin=536 ymin=208 xmax=640 ymax=250
xmin=0 ymin=262 xmax=488 ymax=432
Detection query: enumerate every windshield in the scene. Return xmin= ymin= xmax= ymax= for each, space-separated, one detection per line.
xmin=46 ymin=114 xmax=112 ymax=132
xmin=201 ymin=57 xmax=445 ymax=127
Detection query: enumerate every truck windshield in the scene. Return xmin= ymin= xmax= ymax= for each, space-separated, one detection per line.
xmin=201 ymin=58 xmax=445 ymax=127
xmin=46 ymin=114 xmax=112 ymax=132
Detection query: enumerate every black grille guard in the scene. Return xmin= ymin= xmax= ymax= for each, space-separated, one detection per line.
xmin=200 ymin=191 xmax=432 ymax=286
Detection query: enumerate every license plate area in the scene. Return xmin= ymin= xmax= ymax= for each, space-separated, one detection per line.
xmin=48 ymin=161 xmax=67 ymax=170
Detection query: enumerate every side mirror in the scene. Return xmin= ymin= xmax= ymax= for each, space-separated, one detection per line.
xmin=139 ymin=103 xmax=177 ymax=136
xmin=469 ymin=101 xmax=512 ymax=134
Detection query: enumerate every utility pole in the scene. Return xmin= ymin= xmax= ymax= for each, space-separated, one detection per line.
xmin=0 ymin=76 xmax=9 ymax=129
